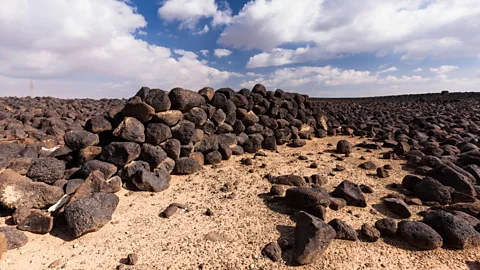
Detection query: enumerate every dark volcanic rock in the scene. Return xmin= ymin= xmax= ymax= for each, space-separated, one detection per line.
xmin=293 ymin=212 xmax=336 ymax=265
xmin=375 ymin=218 xmax=397 ymax=237
xmin=285 ymin=187 xmax=330 ymax=209
xmin=261 ymin=242 xmax=282 ymax=262
xmin=332 ymin=180 xmax=367 ymax=207
xmin=143 ymin=88 xmax=171 ymax=112
xmin=414 ymin=177 xmax=452 ymax=205
xmin=174 ymin=157 xmax=202 ymax=175
xmin=112 ymin=117 xmax=145 ymax=143
xmin=328 ymin=219 xmax=357 ymax=241
xmin=336 ymin=140 xmax=352 ymax=154
xmin=0 ymin=227 xmax=28 ymax=250
xmin=427 ymin=163 xmax=477 ymax=197
xmin=359 ymin=161 xmax=376 ymax=170
xmin=397 ymin=220 xmax=443 ymax=250
xmin=361 ymin=223 xmax=380 ymax=242
xmin=145 ymin=123 xmax=172 ymax=145
xmin=270 ymin=175 xmax=307 ymax=187
xmin=64 ymin=130 xmax=99 ymax=150
xmin=17 ymin=210 xmax=53 ymax=234
xmin=383 ymin=198 xmax=412 ymax=218
xmin=402 ymin=175 xmax=422 ymax=191
xmin=132 ymin=169 xmax=170 ymax=192
xmin=169 ymin=88 xmax=205 ymax=111
xmin=65 ymin=192 xmax=119 ymax=238
xmin=26 ymin=157 xmax=65 ymax=184
xmin=423 ymin=210 xmax=480 ymax=249
xmin=101 ymin=142 xmax=141 ymax=166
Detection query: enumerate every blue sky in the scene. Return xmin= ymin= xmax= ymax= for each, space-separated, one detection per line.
xmin=0 ymin=0 xmax=479 ymax=98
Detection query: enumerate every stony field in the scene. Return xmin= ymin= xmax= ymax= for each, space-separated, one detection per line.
xmin=0 ymin=86 xmax=479 ymax=270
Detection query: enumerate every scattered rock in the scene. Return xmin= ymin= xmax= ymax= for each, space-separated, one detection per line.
xmin=397 ymin=220 xmax=443 ymax=250
xmin=383 ymin=198 xmax=412 ymax=218
xmin=361 ymin=223 xmax=380 ymax=242
xmin=328 ymin=219 xmax=357 ymax=241
xmin=332 ymin=180 xmax=367 ymax=207
xmin=261 ymin=242 xmax=282 ymax=262
xmin=375 ymin=218 xmax=397 ymax=237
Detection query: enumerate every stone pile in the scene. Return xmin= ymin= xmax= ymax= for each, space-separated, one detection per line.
xmin=0 ymin=84 xmax=323 ymax=256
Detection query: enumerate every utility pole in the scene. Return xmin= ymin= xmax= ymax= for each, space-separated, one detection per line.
xmin=30 ymin=80 xmax=34 ymax=97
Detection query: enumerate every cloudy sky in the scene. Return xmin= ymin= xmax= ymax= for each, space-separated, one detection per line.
xmin=0 ymin=0 xmax=479 ymax=98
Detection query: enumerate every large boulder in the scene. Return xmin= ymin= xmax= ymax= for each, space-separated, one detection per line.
xmin=145 ymin=123 xmax=172 ymax=145
xmin=121 ymin=99 xmax=155 ymax=122
xmin=0 ymin=169 xmax=64 ymax=209
xmin=414 ymin=177 xmax=451 ymax=205
xmin=141 ymin=143 xmax=167 ymax=169
xmin=26 ymin=157 xmax=65 ymax=184
xmin=293 ymin=212 xmax=336 ymax=265
xmin=112 ymin=117 xmax=145 ymax=143
xmin=427 ymin=163 xmax=477 ymax=197
xmin=285 ymin=187 xmax=330 ymax=210
xmin=270 ymin=175 xmax=307 ymax=186
xmin=383 ymin=198 xmax=411 ymax=218
xmin=64 ymin=192 xmax=119 ymax=238
xmin=336 ymin=140 xmax=352 ymax=154
xmin=0 ymin=227 xmax=28 ymax=250
xmin=169 ymin=88 xmax=205 ymax=111
xmin=397 ymin=220 xmax=443 ymax=250
xmin=143 ymin=88 xmax=171 ymax=112
xmin=328 ymin=219 xmax=357 ymax=241
xmin=423 ymin=210 xmax=480 ymax=249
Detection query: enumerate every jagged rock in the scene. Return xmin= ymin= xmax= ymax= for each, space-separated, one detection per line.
xmin=285 ymin=187 xmax=330 ymax=209
xmin=427 ymin=163 xmax=477 ymax=197
xmin=293 ymin=212 xmax=336 ymax=265
xmin=101 ymin=142 xmax=141 ymax=166
xmin=143 ymin=88 xmax=171 ymax=112
xmin=141 ymin=143 xmax=167 ymax=169
xmin=85 ymin=116 xmax=112 ymax=134
xmin=332 ymin=180 xmax=367 ymax=207
xmin=383 ymin=198 xmax=411 ymax=218
xmin=121 ymin=99 xmax=155 ymax=122
xmin=328 ymin=219 xmax=357 ymax=241
xmin=77 ymin=160 xmax=117 ymax=179
xmin=65 ymin=192 xmax=119 ymax=238
xmin=78 ymin=146 xmax=103 ymax=164
xmin=112 ymin=117 xmax=145 ymax=143
xmin=153 ymin=110 xmax=183 ymax=126
xmin=359 ymin=161 xmax=376 ymax=170
xmin=329 ymin=197 xmax=346 ymax=210
xmin=402 ymin=175 xmax=422 ymax=191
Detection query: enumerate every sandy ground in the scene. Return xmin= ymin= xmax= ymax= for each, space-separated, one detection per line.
xmin=1 ymin=136 xmax=479 ymax=270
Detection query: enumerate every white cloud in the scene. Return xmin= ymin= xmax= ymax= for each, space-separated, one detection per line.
xmin=219 ymin=0 xmax=480 ymax=67
xmin=240 ymin=66 xmax=378 ymax=89
xmin=377 ymin=66 xmax=397 ymax=74
xmin=194 ymin=24 xmax=210 ymax=35
xmin=413 ymin=68 xmax=423 ymax=72
xmin=214 ymin=48 xmax=232 ymax=58
xmin=430 ymin=65 xmax=459 ymax=74
xmin=0 ymin=0 xmax=235 ymax=98
xmin=378 ymin=75 xmax=430 ymax=85
xmin=378 ymin=64 xmax=390 ymax=69
xmin=246 ymin=46 xmax=339 ymax=68
xmin=138 ymin=30 xmax=148 ymax=36
xmin=200 ymin=49 xmax=209 ymax=56
xmin=158 ymin=0 xmax=232 ymax=29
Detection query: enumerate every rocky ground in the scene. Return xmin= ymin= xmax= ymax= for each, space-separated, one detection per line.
xmin=0 ymin=87 xmax=480 ymax=270
xmin=0 ymin=136 xmax=478 ymax=270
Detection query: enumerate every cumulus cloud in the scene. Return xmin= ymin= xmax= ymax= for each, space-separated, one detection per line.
xmin=219 ymin=0 xmax=480 ymax=67
xmin=246 ymin=46 xmax=339 ymax=68
xmin=194 ymin=24 xmax=210 ymax=35
xmin=413 ymin=68 xmax=423 ymax=72
xmin=199 ymin=49 xmax=209 ymax=56
xmin=0 ymin=0 xmax=235 ymax=97
xmin=377 ymin=67 xmax=397 ymax=74
xmin=240 ymin=66 xmax=378 ymax=89
xmin=158 ymin=0 xmax=232 ymax=29
xmin=214 ymin=48 xmax=232 ymax=58
xmin=430 ymin=65 xmax=459 ymax=74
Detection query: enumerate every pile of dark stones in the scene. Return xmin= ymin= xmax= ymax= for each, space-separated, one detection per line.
xmin=0 ymin=88 xmax=480 ymax=266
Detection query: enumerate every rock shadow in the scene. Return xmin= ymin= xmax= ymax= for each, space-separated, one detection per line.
xmin=257 ymin=193 xmax=296 ymax=222
xmin=275 ymin=224 xmax=297 ymax=267
xmin=48 ymin=213 xmax=75 ymax=242
xmin=372 ymin=203 xmax=402 ymax=219
xmin=382 ymin=236 xmax=424 ymax=251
